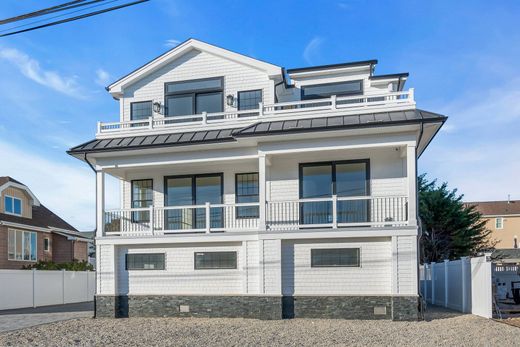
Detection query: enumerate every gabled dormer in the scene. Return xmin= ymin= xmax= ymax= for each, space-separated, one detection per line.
xmin=0 ymin=177 xmax=40 ymax=219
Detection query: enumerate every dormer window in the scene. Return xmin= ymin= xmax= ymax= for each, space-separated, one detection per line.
xmin=165 ymin=77 xmax=223 ymax=117
xmin=301 ymin=80 xmax=363 ymax=100
xmin=4 ymin=196 xmax=22 ymax=216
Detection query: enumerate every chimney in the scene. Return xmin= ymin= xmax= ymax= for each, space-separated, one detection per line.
xmin=508 ymin=194 xmax=511 ymax=204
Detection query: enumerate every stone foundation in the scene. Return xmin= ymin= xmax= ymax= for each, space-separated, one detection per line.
xmin=95 ymin=295 xmax=418 ymax=321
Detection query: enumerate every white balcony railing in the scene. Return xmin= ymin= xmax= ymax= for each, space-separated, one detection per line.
xmin=97 ymin=89 xmax=415 ymax=136
xmin=103 ymin=196 xmax=408 ymax=236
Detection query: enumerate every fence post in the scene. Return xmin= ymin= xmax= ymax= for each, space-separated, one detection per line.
xmin=32 ymin=268 xmax=36 ymax=308
xmin=444 ymin=259 xmax=449 ymax=308
xmin=62 ymin=269 xmax=66 ymax=305
xmin=461 ymin=257 xmax=468 ymax=313
xmin=258 ymin=102 xmax=264 ymax=117
xmin=423 ymin=264 xmax=428 ymax=300
xmin=202 ymin=112 xmax=207 ymax=125
xmin=331 ymin=95 xmax=337 ymax=110
xmin=149 ymin=206 xmax=154 ymax=235
xmin=86 ymin=270 xmax=89 ymax=302
xmin=431 ymin=262 xmax=435 ymax=305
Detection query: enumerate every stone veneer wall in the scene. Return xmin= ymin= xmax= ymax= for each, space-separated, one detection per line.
xmin=95 ymin=295 xmax=418 ymax=321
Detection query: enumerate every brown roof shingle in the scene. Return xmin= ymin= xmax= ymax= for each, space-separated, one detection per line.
xmin=0 ymin=204 xmax=77 ymax=231
xmin=0 ymin=176 xmax=24 ymax=186
xmin=466 ymin=200 xmax=520 ymax=216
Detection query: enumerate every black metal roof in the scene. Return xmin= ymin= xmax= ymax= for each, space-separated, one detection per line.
xmin=286 ymin=60 xmax=378 ymax=74
xmin=233 ymin=109 xmax=446 ymax=137
xmin=68 ymin=110 xmax=446 ymax=155
xmin=68 ymin=128 xmax=238 ymax=154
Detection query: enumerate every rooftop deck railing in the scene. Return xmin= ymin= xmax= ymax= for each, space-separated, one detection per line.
xmin=103 ymin=195 xmax=408 ymax=236
xmin=97 ymin=89 xmax=415 ymax=136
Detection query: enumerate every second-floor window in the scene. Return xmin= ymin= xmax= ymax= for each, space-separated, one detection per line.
xmin=496 ymin=217 xmax=504 ymax=229
xmin=132 ymin=179 xmax=153 ymax=223
xmin=235 ymin=173 xmax=259 ymax=218
xmin=301 ymin=80 xmax=363 ymax=100
xmin=131 ymin=101 xmax=153 ymax=121
xmin=165 ymin=77 xmax=223 ymax=117
xmin=4 ymin=196 xmax=22 ymax=215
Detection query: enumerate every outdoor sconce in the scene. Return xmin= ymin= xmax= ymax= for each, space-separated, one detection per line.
xmin=153 ymin=101 xmax=162 ymax=114
xmin=226 ymin=94 xmax=235 ymax=107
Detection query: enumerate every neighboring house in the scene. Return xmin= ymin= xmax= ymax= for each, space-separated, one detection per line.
xmin=0 ymin=176 xmax=91 ymax=268
xmin=468 ymin=200 xmax=520 ymax=249
xmin=68 ymin=39 xmax=446 ymax=320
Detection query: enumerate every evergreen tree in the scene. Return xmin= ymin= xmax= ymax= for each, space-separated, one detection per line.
xmin=419 ymin=174 xmax=494 ymax=263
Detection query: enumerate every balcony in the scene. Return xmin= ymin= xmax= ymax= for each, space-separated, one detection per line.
xmin=96 ymin=89 xmax=415 ymax=137
xmin=103 ymin=195 xmax=408 ymax=236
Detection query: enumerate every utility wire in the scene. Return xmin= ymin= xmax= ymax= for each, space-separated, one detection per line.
xmin=0 ymin=0 xmax=149 ymax=38
xmin=0 ymin=0 xmax=120 ymax=34
xmin=0 ymin=1 xmax=88 ymax=25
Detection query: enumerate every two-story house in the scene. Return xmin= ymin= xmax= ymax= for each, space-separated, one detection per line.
xmin=468 ymin=199 xmax=520 ymax=249
xmin=0 ymin=176 xmax=91 ymax=268
xmin=68 ymin=39 xmax=446 ymax=320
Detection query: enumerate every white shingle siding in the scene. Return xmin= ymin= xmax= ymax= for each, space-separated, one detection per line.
xmin=98 ymin=245 xmax=115 ymax=295
xmin=395 ymin=235 xmax=418 ymax=295
xmin=261 ymin=239 xmax=282 ymax=295
xmin=120 ymin=50 xmax=275 ymax=122
xmin=116 ymin=243 xmax=243 ymax=295
xmin=281 ymin=238 xmax=392 ymax=295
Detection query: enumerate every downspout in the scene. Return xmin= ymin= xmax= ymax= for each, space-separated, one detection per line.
xmin=84 ymin=153 xmax=96 ymax=173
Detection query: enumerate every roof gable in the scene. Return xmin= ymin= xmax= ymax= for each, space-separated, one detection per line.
xmin=0 ymin=177 xmax=40 ymax=206
xmin=107 ymin=38 xmax=282 ymax=97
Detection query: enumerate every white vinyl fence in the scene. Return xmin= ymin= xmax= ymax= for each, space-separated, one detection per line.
xmin=420 ymin=256 xmax=492 ymax=318
xmin=0 ymin=270 xmax=95 ymax=310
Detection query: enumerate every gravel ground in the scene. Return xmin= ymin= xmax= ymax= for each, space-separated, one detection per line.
xmin=0 ymin=306 xmax=518 ymax=347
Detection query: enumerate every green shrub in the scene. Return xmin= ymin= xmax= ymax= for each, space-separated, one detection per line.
xmin=22 ymin=260 xmax=94 ymax=271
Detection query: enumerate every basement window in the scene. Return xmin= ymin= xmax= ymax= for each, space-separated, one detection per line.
xmin=194 ymin=251 xmax=237 ymax=270
xmin=126 ymin=253 xmax=165 ymax=270
xmin=311 ymin=248 xmax=360 ymax=267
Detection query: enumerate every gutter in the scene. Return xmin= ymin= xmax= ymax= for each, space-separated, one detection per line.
xmin=84 ymin=153 xmax=96 ymax=173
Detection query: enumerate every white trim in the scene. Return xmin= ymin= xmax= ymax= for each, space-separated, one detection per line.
xmin=107 ymin=39 xmax=281 ymax=96
xmin=3 ymin=195 xmax=23 ymax=216
xmin=495 ymin=217 xmax=504 ymax=229
xmin=482 ymin=214 xmax=520 ymax=218
xmin=0 ymin=221 xmax=51 ymax=233
xmin=0 ymin=181 xmax=40 ymax=206
xmin=7 ymin=228 xmax=38 ymax=262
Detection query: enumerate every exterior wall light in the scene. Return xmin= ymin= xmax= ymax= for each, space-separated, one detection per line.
xmin=226 ymin=94 xmax=235 ymax=107
xmin=153 ymin=102 xmax=161 ymax=114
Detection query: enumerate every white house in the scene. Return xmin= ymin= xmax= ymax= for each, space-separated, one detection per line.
xmin=68 ymin=39 xmax=445 ymax=320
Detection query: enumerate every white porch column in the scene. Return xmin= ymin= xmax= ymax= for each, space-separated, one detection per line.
xmin=406 ymin=144 xmax=417 ymax=226
xmin=96 ymin=170 xmax=105 ymax=238
xmin=258 ymin=153 xmax=267 ymax=231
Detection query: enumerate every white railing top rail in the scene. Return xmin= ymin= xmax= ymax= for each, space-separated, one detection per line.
xmin=97 ymin=89 xmax=415 ymax=135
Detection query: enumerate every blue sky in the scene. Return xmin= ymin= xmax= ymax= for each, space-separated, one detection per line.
xmin=1 ymin=0 xmax=519 ymax=230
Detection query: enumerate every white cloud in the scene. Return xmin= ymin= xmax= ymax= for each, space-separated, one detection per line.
xmin=303 ymin=37 xmax=324 ymax=65
xmin=0 ymin=47 xmax=83 ymax=98
xmin=0 ymin=140 xmax=119 ymax=231
xmin=164 ymin=39 xmax=181 ymax=48
xmin=95 ymin=68 xmax=110 ymax=87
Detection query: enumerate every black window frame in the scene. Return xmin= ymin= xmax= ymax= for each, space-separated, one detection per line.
xmin=163 ymin=173 xmax=224 ymax=230
xmin=301 ymin=80 xmax=364 ymax=100
xmin=130 ymin=100 xmax=153 ymax=121
xmin=194 ymin=251 xmax=237 ymax=270
xmin=235 ymin=172 xmax=259 ymax=219
xmin=299 ymin=159 xmax=370 ymax=226
xmin=164 ymin=77 xmax=224 ymax=117
xmin=131 ymin=179 xmax=154 ymax=223
xmin=311 ymin=248 xmax=361 ymax=267
xmin=237 ymin=89 xmax=263 ymax=111
xmin=125 ymin=253 xmax=165 ymax=270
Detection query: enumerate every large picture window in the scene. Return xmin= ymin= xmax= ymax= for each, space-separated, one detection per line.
xmin=235 ymin=173 xmax=259 ymax=218
xmin=126 ymin=253 xmax=165 ymax=270
xmin=301 ymin=80 xmax=363 ymax=100
xmin=8 ymin=229 xmax=37 ymax=261
xmin=165 ymin=77 xmax=223 ymax=117
xmin=194 ymin=251 xmax=237 ymax=270
xmin=4 ymin=196 xmax=22 ymax=215
xmin=311 ymin=248 xmax=360 ymax=267
xmin=131 ymin=179 xmax=153 ymax=223
xmin=299 ymin=160 xmax=370 ymax=225
xmin=164 ymin=174 xmax=223 ymax=230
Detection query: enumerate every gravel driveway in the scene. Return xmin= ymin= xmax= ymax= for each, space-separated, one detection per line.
xmin=0 ymin=306 xmax=517 ymax=346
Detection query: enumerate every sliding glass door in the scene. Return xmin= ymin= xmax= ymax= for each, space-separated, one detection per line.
xmin=299 ymin=160 xmax=369 ymax=226
xmin=164 ymin=174 xmax=223 ymax=231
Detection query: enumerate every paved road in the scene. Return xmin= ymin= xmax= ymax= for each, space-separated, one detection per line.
xmin=0 ymin=302 xmax=93 ymax=333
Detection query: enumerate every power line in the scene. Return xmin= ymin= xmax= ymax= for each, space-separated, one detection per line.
xmin=0 ymin=1 xmax=89 ymax=25
xmin=0 ymin=0 xmax=149 ymax=38
xmin=0 ymin=0 xmax=120 ymax=34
